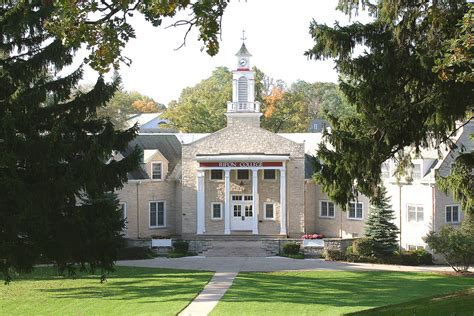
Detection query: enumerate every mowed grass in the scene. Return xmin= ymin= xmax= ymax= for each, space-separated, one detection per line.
xmin=211 ymin=271 xmax=474 ymax=316
xmin=349 ymin=287 xmax=474 ymax=316
xmin=0 ymin=266 xmax=212 ymax=316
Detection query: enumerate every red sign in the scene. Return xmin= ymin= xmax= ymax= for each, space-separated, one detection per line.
xmin=199 ymin=161 xmax=283 ymax=168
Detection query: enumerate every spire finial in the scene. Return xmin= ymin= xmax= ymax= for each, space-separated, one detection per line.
xmin=241 ymin=29 xmax=247 ymax=43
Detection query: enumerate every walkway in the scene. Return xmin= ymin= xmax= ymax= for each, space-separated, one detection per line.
xmin=117 ymin=256 xmax=454 ymax=273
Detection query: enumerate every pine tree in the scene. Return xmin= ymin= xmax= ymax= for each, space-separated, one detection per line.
xmin=0 ymin=1 xmax=140 ymax=282
xmin=364 ymin=187 xmax=399 ymax=258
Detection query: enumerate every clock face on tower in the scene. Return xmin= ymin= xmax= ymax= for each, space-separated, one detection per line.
xmin=239 ymin=57 xmax=247 ymax=67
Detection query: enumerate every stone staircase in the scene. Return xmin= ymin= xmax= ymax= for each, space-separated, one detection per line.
xmin=200 ymin=240 xmax=269 ymax=257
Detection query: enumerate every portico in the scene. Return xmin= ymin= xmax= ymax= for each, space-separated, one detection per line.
xmin=196 ymin=155 xmax=288 ymax=235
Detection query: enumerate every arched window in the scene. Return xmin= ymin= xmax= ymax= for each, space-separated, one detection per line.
xmin=238 ymin=76 xmax=248 ymax=103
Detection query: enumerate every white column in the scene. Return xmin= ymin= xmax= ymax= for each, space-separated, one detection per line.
xmin=224 ymin=169 xmax=231 ymax=234
xmin=252 ymin=168 xmax=259 ymax=235
xmin=196 ymin=170 xmax=205 ymax=234
xmin=280 ymin=168 xmax=287 ymax=235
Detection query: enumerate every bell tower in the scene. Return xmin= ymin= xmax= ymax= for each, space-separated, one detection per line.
xmin=226 ymin=31 xmax=262 ymax=128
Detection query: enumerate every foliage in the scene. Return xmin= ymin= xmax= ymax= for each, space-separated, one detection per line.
xmin=0 ymin=2 xmax=140 ymax=283
xmin=424 ymin=215 xmax=474 ymax=273
xmin=282 ymin=243 xmax=301 ymax=256
xmin=117 ymin=247 xmax=156 ymax=260
xmin=307 ymin=0 xmax=474 ymax=209
xmin=398 ymin=249 xmax=433 ymax=266
xmin=352 ymin=238 xmax=372 ymax=257
xmin=162 ymin=67 xmax=231 ymax=132
xmin=44 ymin=0 xmax=229 ymax=72
xmin=0 ymin=267 xmax=213 ymax=315
xmin=364 ymin=187 xmax=399 ymax=257
xmin=302 ymin=233 xmax=324 ymax=239
xmin=325 ymin=250 xmax=347 ymax=261
xmin=172 ymin=240 xmax=189 ymax=254
xmin=436 ymin=136 xmax=474 ymax=213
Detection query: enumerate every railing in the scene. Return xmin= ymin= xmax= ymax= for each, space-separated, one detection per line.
xmin=227 ymin=101 xmax=261 ymax=113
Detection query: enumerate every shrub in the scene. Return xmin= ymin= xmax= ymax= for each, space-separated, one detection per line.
xmin=117 ymin=247 xmax=155 ymax=260
xmin=173 ymin=240 xmax=189 ymax=254
xmin=325 ymin=250 xmax=347 ymax=261
xmin=283 ymin=242 xmax=301 ymax=255
xmin=346 ymin=245 xmax=354 ymax=254
xmin=352 ymin=238 xmax=373 ymax=257
xmin=424 ymin=220 xmax=474 ymax=272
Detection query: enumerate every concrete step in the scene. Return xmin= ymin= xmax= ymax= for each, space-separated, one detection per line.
xmin=200 ymin=240 xmax=273 ymax=257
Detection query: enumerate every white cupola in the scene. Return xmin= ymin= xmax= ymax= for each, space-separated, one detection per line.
xmin=226 ymin=34 xmax=262 ymax=128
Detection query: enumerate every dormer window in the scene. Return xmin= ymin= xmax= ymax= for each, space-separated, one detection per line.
xmin=381 ymin=162 xmax=390 ymax=178
xmin=412 ymin=163 xmax=422 ymax=180
xmin=151 ymin=162 xmax=163 ymax=180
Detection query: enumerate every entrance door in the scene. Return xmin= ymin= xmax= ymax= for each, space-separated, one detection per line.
xmin=231 ymin=195 xmax=253 ymax=231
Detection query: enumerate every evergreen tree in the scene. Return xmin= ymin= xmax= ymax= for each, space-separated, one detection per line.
xmin=365 ymin=187 xmax=399 ymax=258
xmin=0 ymin=2 xmax=140 ymax=282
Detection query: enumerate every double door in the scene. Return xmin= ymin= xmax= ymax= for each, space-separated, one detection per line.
xmin=231 ymin=195 xmax=253 ymax=231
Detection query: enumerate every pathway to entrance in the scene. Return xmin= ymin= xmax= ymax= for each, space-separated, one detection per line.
xmin=117 ymin=257 xmax=454 ymax=316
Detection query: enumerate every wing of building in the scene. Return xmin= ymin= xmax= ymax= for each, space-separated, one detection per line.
xmin=115 ymin=42 xmax=473 ymax=253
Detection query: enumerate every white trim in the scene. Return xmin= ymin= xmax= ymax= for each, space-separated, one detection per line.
xmin=197 ymin=170 xmax=205 ymax=234
xmin=406 ymin=204 xmax=424 ymax=223
xmin=252 ymin=168 xmax=259 ymax=234
xmin=236 ymin=169 xmax=251 ymax=181
xmin=445 ymin=204 xmax=461 ymax=223
xmin=150 ymin=161 xmax=163 ymax=181
xmin=211 ymin=202 xmax=223 ymax=220
xmin=280 ymin=168 xmax=287 ymax=235
xmin=262 ymin=169 xmax=277 ymax=181
xmin=209 ymin=169 xmax=224 ymax=181
xmin=319 ymin=200 xmax=335 ymax=218
xmin=263 ymin=202 xmax=276 ymax=220
xmin=196 ymin=155 xmax=290 ymax=162
xmin=149 ymin=200 xmax=166 ymax=228
xmin=224 ymin=170 xmax=230 ymax=234
xmin=347 ymin=201 xmax=363 ymax=220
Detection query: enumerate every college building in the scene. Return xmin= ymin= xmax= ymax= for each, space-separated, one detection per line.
xmin=115 ymin=42 xmax=472 ymax=253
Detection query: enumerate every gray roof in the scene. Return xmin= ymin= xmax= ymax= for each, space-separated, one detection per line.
xmin=235 ymin=43 xmax=252 ymax=57
xmin=124 ymin=134 xmax=182 ymax=180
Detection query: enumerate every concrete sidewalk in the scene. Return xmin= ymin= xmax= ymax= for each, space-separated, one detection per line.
xmin=117 ymin=256 xmax=455 ymax=273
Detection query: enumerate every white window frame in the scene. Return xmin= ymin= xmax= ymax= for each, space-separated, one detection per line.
xmin=262 ymin=169 xmax=277 ymax=181
xmin=381 ymin=162 xmax=390 ymax=179
xmin=263 ymin=202 xmax=275 ymax=220
xmin=236 ymin=169 xmax=250 ymax=181
xmin=119 ymin=202 xmax=127 ymax=230
xmin=211 ymin=202 xmax=223 ymax=220
xmin=412 ymin=163 xmax=422 ymax=180
xmin=445 ymin=204 xmax=461 ymax=223
xmin=348 ymin=201 xmax=363 ymax=220
xmin=149 ymin=201 xmax=166 ymax=228
xmin=319 ymin=200 xmax=335 ymax=218
xmin=407 ymin=204 xmax=424 ymax=223
xmin=210 ymin=169 xmax=224 ymax=181
xmin=150 ymin=161 xmax=163 ymax=181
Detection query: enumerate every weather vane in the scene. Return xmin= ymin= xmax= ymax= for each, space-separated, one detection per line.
xmin=241 ymin=29 xmax=247 ymax=43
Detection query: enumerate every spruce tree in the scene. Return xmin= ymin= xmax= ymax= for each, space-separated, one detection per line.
xmin=365 ymin=187 xmax=399 ymax=258
xmin=0 ymin=1 xmax=140 ymax=282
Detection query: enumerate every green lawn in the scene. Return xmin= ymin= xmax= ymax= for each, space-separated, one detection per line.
xmin=211 ymin=271 xmax=474 ymax=316
xmin=0 ymin=266 xmax=212 ymax=316
xmin=349 ymin=287 xmax=474 ymax=316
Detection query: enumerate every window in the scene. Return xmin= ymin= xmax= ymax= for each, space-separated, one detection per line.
xmin=119 ymin=202 xmax=127 ymax=229
xmin=238 ymin=76 xmax=248 ymax=102
xmin=150 ymin=201 xmax=165 ymax=228
xmin=232 ymin=195 xmax=243 ymax=201
xmin=211 ymin=202 xmax=222 ymax=220
xmin=263 ymin=169 xmax=276 ymax=180
xmin=151 ymin=162 xmax=163 ymax=180
xmin=407 ymin=204 xmax=424 ymax=222
xmin=407 ymin=245 xmax=424 ymax=251
xmin=412 ymin=163 xmax=422 ymax=180
xmin=445 ymin=205 xmax=460 ymax=223
xmin=264 ymin=203 xmax=275 ymax=220
xmin=320 ymin=201 xmax=335 ymax=218
xmin=313 ymin=123 xmax=318 ymax=130
xmin=348 ymin=202 xmax=363 ymax=220
xmin=210 ymin=169 xmax=223 ymax=180
xmin=237 ymin=169 xmax=250 ymax=180
xmin=381 ymin=162 xmax=390 ymax=179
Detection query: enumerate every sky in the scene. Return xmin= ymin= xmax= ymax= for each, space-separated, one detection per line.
xmin=80 ymin=0 xmax=372 ymax=105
